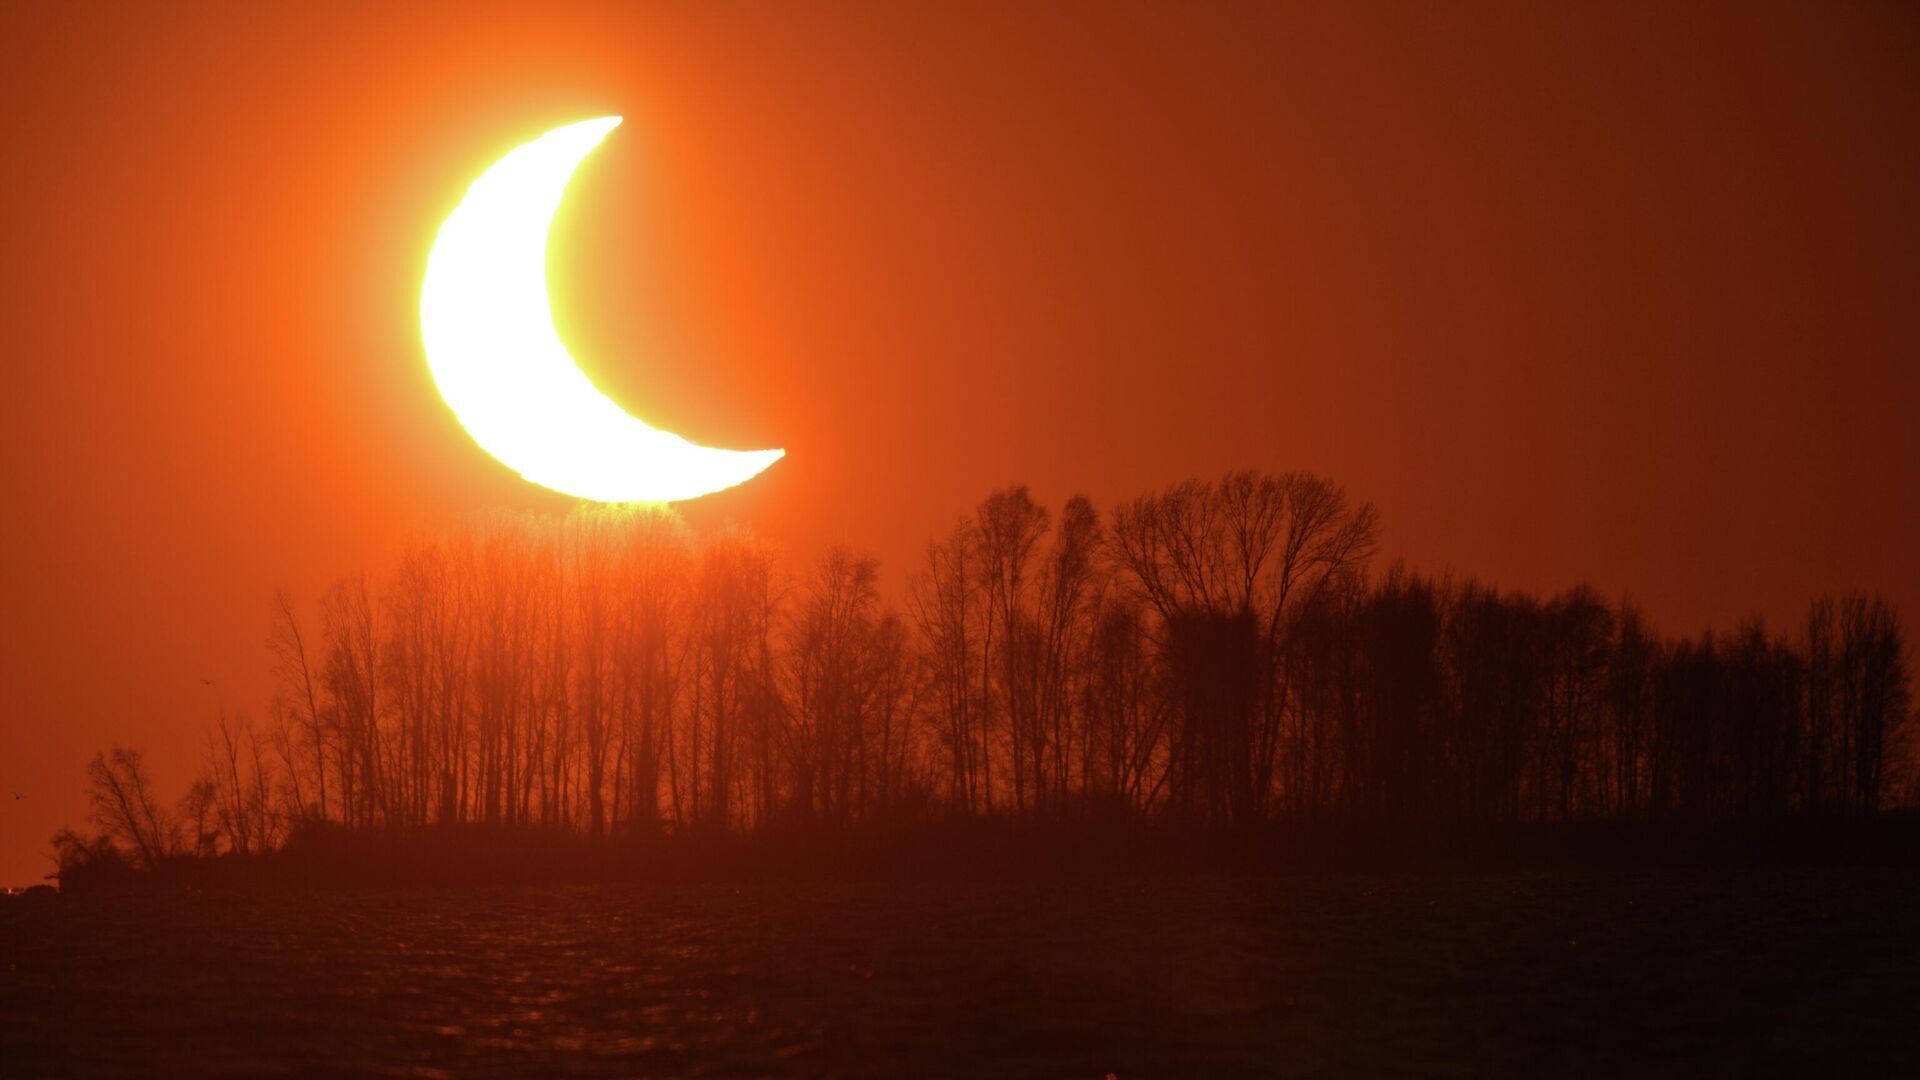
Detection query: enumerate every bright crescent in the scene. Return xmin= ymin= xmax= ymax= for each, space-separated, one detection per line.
xmin=421 ymin=116 xmax=783 ymax=503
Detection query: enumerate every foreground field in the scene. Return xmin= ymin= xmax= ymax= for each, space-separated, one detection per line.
xmin=4 ymin=869 xmax=1918 ymax=1076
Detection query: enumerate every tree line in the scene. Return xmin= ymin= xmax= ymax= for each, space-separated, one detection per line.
xmin=61 ymin=471 xmax=1915 ymax=870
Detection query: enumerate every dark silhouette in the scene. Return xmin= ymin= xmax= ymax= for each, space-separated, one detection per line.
xmin=50 ymin=470 xmax=1916 ymax=887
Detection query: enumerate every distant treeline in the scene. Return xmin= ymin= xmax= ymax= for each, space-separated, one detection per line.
xmin=58 ymin=471 xmax=1914 ymax=877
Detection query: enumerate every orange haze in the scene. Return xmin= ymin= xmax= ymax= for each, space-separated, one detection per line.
xmin=2 ymin=2 xmax=1916 ymax=884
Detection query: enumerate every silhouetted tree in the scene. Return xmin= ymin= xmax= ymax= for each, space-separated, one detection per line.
xmin=1836 ymin=594 xmax=1909 ymax=815
xmin=82 ymin=746 xmax=178 ymax=869
xmin=975 ymin=485 xmax=1050 ymax=814
xmin=58 ymin=481 xmax=1917 ymax=880
xmin=268 ymin=588 xmax=330 ymax=820
xmin=910 ymin=520 xmax=989 ymax=814
xmin=1114 ymin=471 xmax=1377 ymax=824
xmin=1602 ymin=600 xmax=1657 ymax=819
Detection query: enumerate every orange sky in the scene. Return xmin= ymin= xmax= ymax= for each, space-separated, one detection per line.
xmin=2 ymin=2 xmax=1916 ymax=884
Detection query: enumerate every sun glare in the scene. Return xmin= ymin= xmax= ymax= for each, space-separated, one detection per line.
xmin=420 ymin=116 xmax=783 ymax=503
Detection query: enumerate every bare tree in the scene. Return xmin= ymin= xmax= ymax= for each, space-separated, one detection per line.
xmin=1537 ymin=586 xmax=1613 ymax=820
xmin=1032 ymin=494 xmax=1102 ymax=814
xmin=269 ymin=588 xmax=330 ymax=821
xmin=56 ymin=475 xmax=1920 ymax=881
xmin=84 ymin=746 xmax=179 ymax=869
xmin=910 ymin=521 xmax=988 ymax=814
xmin=1837 ymin=594 xmax=1910 ymax=815
xmin=1113 ymin=471 xmax=1377 ymax=823
xmin=321 ymin=574 xmax=384 ymax=827
xmin=975 ymin=486 xmax=1049 ymax=813
xmin=1603 ymin=599 xmax=1656 ymax=818
xmin=178 ymin=777 xmax=220 ymax=857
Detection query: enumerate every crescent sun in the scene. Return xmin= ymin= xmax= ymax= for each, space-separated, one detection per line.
xmin=420 ymin=116 xmax=784 ymax=503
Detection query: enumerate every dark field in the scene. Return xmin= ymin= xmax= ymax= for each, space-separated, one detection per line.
xmin=3 ymin=869 xmax=1918 ymax=1077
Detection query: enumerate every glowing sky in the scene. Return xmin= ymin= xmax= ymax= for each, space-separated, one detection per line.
xmin=1 ymin=2 xmax=1915 ymax=884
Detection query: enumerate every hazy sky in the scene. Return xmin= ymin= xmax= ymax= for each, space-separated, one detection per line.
xmin=2 ymin=2 xmax=1915 ymax=884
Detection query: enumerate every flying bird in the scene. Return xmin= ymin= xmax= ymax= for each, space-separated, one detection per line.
xmin=200 ymin=678 xmax=215 ymax=686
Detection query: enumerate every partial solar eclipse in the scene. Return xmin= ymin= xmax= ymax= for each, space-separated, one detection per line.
xmin=420 ymin=116 xmax=783 ymax=503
